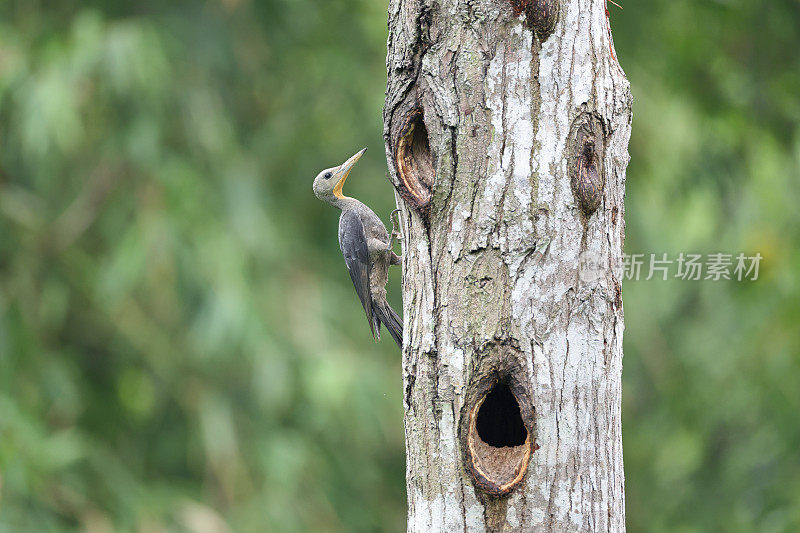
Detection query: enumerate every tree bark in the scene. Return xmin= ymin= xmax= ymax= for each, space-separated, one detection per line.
xmin=383 ymin=0 xmax=631 ymax=531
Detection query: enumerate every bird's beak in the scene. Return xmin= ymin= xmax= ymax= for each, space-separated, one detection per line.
xmin=333 ymin=147 xmax=367 ymax=198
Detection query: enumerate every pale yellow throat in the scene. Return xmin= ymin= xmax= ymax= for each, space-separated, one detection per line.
xmin=333 ymin=169 xmax=351 ymax=199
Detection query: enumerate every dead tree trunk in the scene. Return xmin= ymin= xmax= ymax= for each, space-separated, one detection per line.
xmin=384 ymin=0 xmax=631 ymax=531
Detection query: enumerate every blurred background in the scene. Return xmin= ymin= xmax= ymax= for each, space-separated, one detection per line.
xmin=0 ymin=0 xmax=798 ymax=531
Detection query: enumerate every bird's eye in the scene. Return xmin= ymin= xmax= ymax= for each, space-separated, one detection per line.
xmin=324 ymin=172 xmax=332 ymax=179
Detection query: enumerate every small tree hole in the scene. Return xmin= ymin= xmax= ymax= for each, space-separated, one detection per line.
xmin=394 ymin=108 xmax=434 ymax=212
xmin=476 ymin=381 xmax=527 ymax=447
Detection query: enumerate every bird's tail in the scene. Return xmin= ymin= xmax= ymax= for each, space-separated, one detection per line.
xmin=374 ymin=300 xmax=403 ymax=349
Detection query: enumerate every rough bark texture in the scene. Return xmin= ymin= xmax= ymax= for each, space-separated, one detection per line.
xmin=383 ymin=0 xmax=631 ymax=531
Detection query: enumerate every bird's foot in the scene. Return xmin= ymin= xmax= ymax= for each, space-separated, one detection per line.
xmin=389 ymin=208 xmax=402 ymax=248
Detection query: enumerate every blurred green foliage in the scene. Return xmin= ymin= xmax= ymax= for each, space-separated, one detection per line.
xmin=618 ymin=1 xmax=800 ymax=531
xmin=0 ymin=0 xmax=797 ymax=531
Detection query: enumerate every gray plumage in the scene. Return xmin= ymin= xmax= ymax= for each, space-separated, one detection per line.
xmin=313 ymin=148 xmax=403 ymax=348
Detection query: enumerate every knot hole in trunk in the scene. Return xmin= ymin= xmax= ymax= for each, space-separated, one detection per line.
xmin=393 ymin=108 xmax=434 ymax=216
xmin=508 ymin=0 xmax=559 ymax=40
xmin=461 ymin=353 xmax=536 ymax=497
xmin=569 ymin=112 xmax=606 ymax=219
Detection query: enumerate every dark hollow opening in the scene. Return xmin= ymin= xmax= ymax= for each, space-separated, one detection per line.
xmin=476 ymin=381 xmax=527 ymax=447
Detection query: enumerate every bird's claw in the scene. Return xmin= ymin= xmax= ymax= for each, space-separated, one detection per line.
xmin=390 ymin=208 xmax=401 ymax=236
xmin=388 ymin=208 xmax=402 ymax=251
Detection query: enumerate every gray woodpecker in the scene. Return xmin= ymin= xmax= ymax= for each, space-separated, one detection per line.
xmin=313 ymin=148 xmax=403 ymax=348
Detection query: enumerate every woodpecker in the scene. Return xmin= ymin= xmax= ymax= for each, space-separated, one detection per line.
xmin=313 ymin=148 xmax=403 ymax=348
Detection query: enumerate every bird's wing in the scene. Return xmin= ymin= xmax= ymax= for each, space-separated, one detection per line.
xmin=339 ymin=209 xmax=375 ymax=337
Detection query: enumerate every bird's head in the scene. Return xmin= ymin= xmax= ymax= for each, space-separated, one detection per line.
xmin=313 ymin=147 xmax=367 ymax=203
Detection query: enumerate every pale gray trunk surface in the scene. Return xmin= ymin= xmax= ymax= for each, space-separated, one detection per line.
xmin=383 ymin=0 xmax=631 ymax=531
